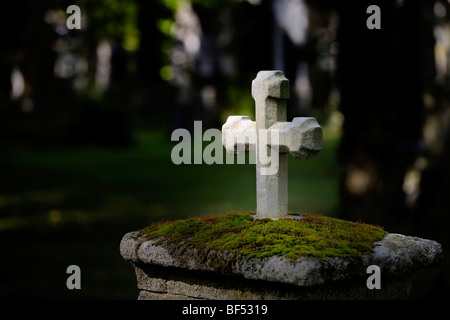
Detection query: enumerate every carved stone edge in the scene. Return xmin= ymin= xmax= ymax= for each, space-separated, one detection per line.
xmin=120 ymin=231 xmax=443 ymax=288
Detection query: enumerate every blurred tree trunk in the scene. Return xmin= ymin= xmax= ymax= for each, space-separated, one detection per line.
xmin=329 ymin=0 xmax=450 ymax=300
xmin=136 ymin=0 xmax=167 ymax=83
xmin=335 ymin=0 xmax=434 ymax=233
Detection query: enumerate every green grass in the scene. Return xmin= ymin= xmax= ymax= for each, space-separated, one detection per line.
xmin=141 ymin=212 xmax=387 ymax=260
xmin=0 ymin=126 xmax=341 ymax=299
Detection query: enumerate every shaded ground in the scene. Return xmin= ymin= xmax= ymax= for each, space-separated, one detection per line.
xmin=0 ymin=127 xmax=341 ymax=299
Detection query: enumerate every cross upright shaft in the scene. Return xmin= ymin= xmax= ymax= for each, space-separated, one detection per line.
xmin=252 ymin=71 xmax=290 ymax=219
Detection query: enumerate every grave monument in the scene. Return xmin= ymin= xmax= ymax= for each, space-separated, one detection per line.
xmin=120 ymin=71 xmax=443 ymax=300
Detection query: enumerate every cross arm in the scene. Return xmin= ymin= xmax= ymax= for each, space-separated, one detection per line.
xmin=222 ymin=116 xmax=257 ymax=154
xmin=221 ymin=116 xmax=323 ymax=159
xmin=271 ymin=117 xmax=323 ymax=159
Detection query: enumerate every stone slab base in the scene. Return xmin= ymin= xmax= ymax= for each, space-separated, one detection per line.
xmin=121 ymin=229 xmax=442 ymax=300
xmin=133 ymin=263 xmax=412 ymax=300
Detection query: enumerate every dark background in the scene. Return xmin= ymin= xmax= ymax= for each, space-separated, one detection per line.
xmin=0 ymin=0 xmax=448 ymax=299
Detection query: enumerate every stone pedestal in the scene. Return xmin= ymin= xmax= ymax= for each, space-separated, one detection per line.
xmin=120 ymin=231 xmax=442 ymax=300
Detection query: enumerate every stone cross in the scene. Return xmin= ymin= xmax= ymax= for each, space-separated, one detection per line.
xmin=222 ymin=70 xmax=323 ymax=219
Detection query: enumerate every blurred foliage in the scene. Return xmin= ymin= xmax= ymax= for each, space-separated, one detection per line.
xmin=76 ymin=0 xmax=140 ymax=51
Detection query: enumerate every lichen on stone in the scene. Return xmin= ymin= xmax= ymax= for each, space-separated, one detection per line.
xmin=140 ymin=212 xmax=388 ymax=260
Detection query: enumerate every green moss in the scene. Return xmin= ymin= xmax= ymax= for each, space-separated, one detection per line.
xmin=140 ymin=212 xmax=387 ymax=259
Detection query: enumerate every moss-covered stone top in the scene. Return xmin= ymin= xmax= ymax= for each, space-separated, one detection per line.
xmin=140 ymin=212 xmax=387 ymax=259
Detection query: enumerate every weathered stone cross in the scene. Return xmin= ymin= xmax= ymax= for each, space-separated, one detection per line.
xmin=222 ymin=70 xmax=323 ymax=219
